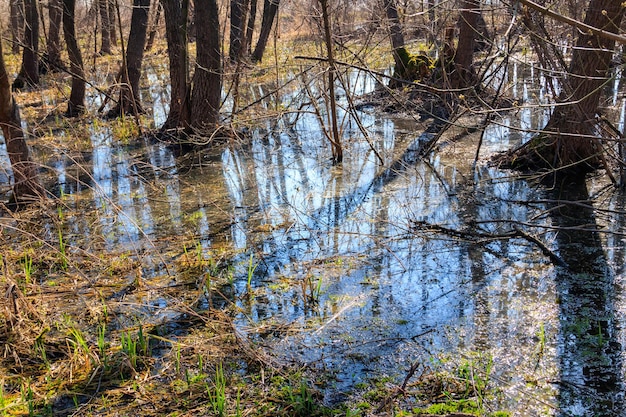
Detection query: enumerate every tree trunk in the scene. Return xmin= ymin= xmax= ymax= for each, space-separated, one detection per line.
xmin=506 ymin=0 xmax=625 ymax=173
xmin=99 ymin=0 xmax=112 ymax=54
xmin=161 ymin=0 xmax=191 ymax=130
xmin=245 ymin=0 xmax=257 ymax=55
xmin=229 ymin=0 xmax=249 ymax=61
xmin=318 ymin=0 xmax=342 ymax=164
xmin=451 ymin=0 xmax=479 ymax=89
xmin=251 ymin=0 xmax=279 ymax=62
xmin=108 ymin=0 xmax=150 ymax=117
xmin=108 ymin=0 xmax=117 ymax=46
xmin=63 ymin=0 xmax=85 ymax=116
xmin=190 ymin=0 xmax=221 ymax=130
xmin=10 ymin=0 xmax=24 ymax=54
xmin=0 ymin=37 xmax=43 ymax=208
xmin=13 ymin=0 xmax=39 ymax=89
xmin=383 ymin=0 xmax=405 ymax=72
xmin=145 ymin=0 xmax=163 ymax=52
xmin=46 ymin=0 xmax=65 ymax=71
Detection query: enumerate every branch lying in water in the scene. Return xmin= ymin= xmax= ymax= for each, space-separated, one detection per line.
xmin=411 ymin=220 xmax=567 ymax=268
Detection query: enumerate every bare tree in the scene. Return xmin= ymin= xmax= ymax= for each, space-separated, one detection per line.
xmin=230 ymin=0 xmax=250 ymax=61
xmin=0 ymin=36 xmax=44 ymax=208
xmin=46 ymin=0 xmax=65 ymax=71
xmin=450 ymin=0 xmax=480 ymax=89
xmin=318 ymin=0 xmax=342 ymax=164
xmin=99 ymin=0 xmax=112 ymax=54
xmin=13 ymin=0 xmax=39 ymax=89
xmin=190 ymin=0 xmax=222 ymax=130
xmin=251 ymin=0 xmax=279 ymax=62
xmin=506 ymin=0 xmax=625 ymax=174
xmin=10 ymin=0 xmax=24 ymax=54
xmin=108 ymin=0 xmax=151 ymax=117
xmin=161 ymin=0 xmax=191 ymax=130
xmin=63 ymin=0 xmax=85 ymax=116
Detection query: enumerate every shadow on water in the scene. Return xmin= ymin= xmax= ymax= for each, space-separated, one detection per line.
xmin=549 ymin=176 xmax=624 ymax=416
xmin=13 ymin=62 xmax=626 ymax=414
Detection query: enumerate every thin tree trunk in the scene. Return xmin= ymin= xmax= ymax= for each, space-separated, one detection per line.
xmin=46 ymin=0 xmax=65 ymax=71
xmin=10 ymin=0 xmax=24 ymax=54
xmin=63 ymin=0 xmax=85 ymax=116
xmin=13 ymin=0 xmax=39 ymax=89
xmin=318 ymin=0 xmax=342 ymax=164
xmin=0 ymin=36 xmax=43 ymax=207
xmin=229 ymin=0 xmax=250 ymax=61
xmin=251 ymin=0 xmax=278 ymax=62
xmin=99 ymin=0 xmax=112 ymax=54
xmin=108 ymin=0 xmax=150 ymax=117
xmin=190 ymin=0 xmax=221 ymax=130
xmin=145 ymin=0 xmax=163 ymax=52
xmin=161 ymin=0 xmax=191 ymax=130
xmin=245 ymin=0 xmax=257 ymax=55
xmin=108 ymin=0 xmax=117 ymax=46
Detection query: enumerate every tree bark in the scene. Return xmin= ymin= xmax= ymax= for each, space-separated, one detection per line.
xmin=108 ymin=0 xmax=150 ymax=117
xmin=190 ymin=0 xmax=221 ymax=130
xmin=145 ymin=0 xmax=163 ymax=52
xmin=13 ymin=0 xmax=39 ymax=89
xmin=229 ymin=0 xmax=249 ymax=61
xmin=63 ymin=0 xmax=85 ymax=116
xmin=245 ymin=0 xmax=257 ymax=55
xmin=0 ymin=37 xmax=43 ymax=208
xmin=506 ymin=0 xmax=625 ymax=173
xmin=161 ymin=0 xmax=191 ymax=130
xmin=108 ymin=0 xmax=117 ymax=46
xmin=318 ymin=0 xmax=342 ymax=164
xmin=251 ymin=0 xmax=279 ymax=62
xmin=10 ymin=0 xmax=24 ymax=54
xmin=46 ymin=0 xmax=65 ymax=71
xmin=451 ymin=0 xmax=479 ymax=89
xmin=99 ymin=0 xmax=112 ymax=54
xmin=383 ymin=0 xmax=405 ymax=72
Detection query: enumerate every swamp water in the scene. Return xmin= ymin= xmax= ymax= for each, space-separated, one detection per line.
xmin=3 ymin=63 xmax=626 ymax=416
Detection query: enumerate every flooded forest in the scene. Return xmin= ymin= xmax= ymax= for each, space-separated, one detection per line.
xmin=2 ymin=0 xmax=626 ymax=416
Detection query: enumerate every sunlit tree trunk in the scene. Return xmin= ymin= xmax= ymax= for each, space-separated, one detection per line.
xmin=63 ymin=0 xmax=85 ymax=116
xmin=190 ymin=0 xmax=221 ymax=130
xmin=99 ymin=0 xmax=112 ymax=54
xmin=509 ymin=0 xmax=625 ymax=173
xmin=161 ymin=0 xmax=191 ymax=130
xmin=318 ymin=0 xmax=342 ymax=164
xmin=0 ymin=38 xmax=43 ymax=207
xmin=10 ymin=0 xmax=24 ymax=54
xmin=13 ymin=0 xmax=39 ymax=89
xmin=46 ymin=0 xmax=64 ymax=71
xmin=108 ymin=0 xmax=150 ymax=117
xmin=251 ymin=0 xmax=279 ymax=62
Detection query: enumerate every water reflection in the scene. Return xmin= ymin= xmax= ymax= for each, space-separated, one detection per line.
xmin=549 ymin=177 xmax=624 ymax=416
xmin=15 ymin=64 xmax=626 ymax=415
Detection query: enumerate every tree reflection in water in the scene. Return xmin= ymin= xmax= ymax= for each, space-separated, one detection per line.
xmin=549 ymin=176 xmax=624 ymax=416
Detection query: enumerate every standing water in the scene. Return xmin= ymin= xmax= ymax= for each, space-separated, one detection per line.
xmin=5 ymin=61 xmax=626 ymax=416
